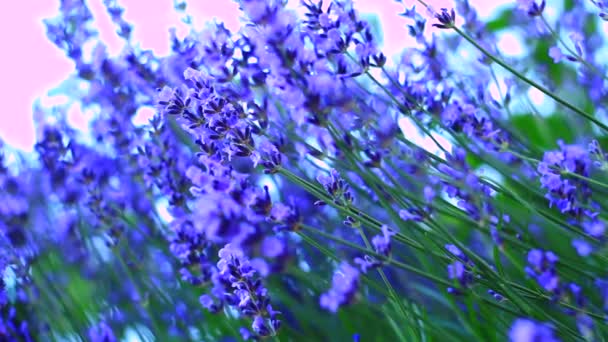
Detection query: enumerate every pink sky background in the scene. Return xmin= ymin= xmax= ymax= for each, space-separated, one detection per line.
xmin=0 ymin=0 xmax=508 ymax=152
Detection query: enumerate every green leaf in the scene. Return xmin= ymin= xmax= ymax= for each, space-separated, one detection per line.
xmin=509 ymin=114 xmax=578 ymax=150
xmin=493 ymin=246 xmax=505 ymax=278
xmin=485 ymin=9 xmax=513 ymax=33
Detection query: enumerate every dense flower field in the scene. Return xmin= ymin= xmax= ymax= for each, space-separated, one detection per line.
xmin=2 ymin=0 xmax=608 ymax=340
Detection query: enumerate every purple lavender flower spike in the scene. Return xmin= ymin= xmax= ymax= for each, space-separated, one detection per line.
xmin=572 ymin=239 xmax=593 ymax=257
xmin=214 ymin=244 xmax=280 ymax=338
xmin=320 ymin=262 xmax=360 ymax=312
xmin=549 ymin=46 xmax=564 ymax=63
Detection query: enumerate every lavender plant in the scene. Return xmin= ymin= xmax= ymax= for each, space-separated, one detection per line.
xmin=2 ymin=0 xmax=608 ymax=340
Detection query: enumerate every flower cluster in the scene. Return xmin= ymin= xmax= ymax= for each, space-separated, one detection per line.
xmin=210 ymin=244 xmax=281 ymax=339
xmin=4 ymin=0 xmax=608 ymax=340
xmin=538 ymin=142 xmax=593 ymax=217
xmin=538 ymin=141 xmax=605 ymax=256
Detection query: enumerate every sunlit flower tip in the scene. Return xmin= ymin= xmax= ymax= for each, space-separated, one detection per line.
xmin=508 ymin=319 xmax=560 ymax=342
xmin=572 ymin=239 xmax=593 ymax=257
xmin=548 ymin=46 xmax=563 ymax=63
